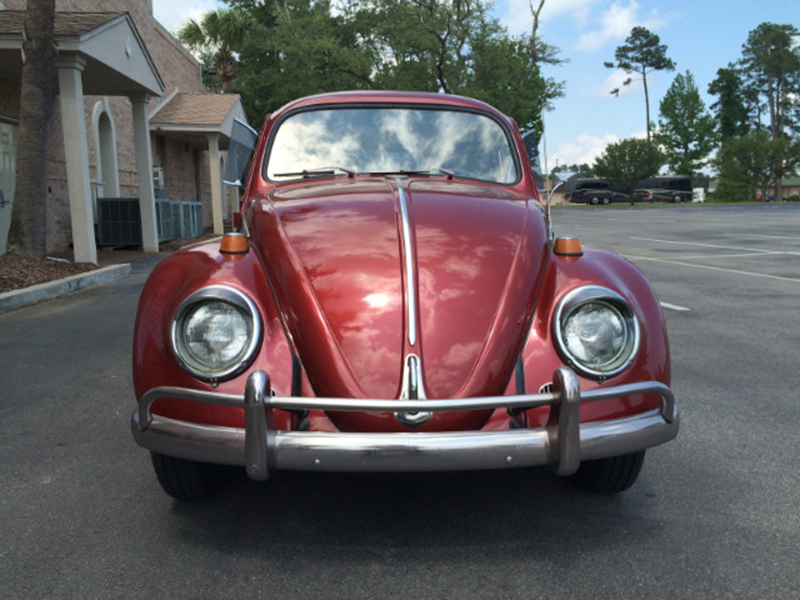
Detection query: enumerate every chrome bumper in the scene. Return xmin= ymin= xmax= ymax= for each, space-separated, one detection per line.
xmin=131 ymin=367 xmax=678 ymax=480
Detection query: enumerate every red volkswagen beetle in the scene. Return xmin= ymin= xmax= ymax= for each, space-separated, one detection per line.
xmin=131 ymin=91 xmax=678 ymax=500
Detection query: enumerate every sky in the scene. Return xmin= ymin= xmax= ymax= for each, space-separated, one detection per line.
xmin=153 ymin=0 xmax=799 ymax=172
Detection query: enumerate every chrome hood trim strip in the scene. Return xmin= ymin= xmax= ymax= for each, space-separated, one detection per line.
xmin=394 ymin=178 xmax=417 ymax=347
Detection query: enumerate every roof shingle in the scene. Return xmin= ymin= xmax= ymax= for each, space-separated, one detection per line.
xmin=150 ymin=93 xmax=243 ymax=127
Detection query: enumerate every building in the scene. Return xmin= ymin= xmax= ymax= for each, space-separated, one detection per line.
xmin=0 ymin=0 xmax=247 ymax=262
xmin=766 ymin=177 xmax=800 ymax=201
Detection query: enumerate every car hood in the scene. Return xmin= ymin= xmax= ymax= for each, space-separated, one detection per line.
xmin=249 ymin=177 xmax=548 ymax=429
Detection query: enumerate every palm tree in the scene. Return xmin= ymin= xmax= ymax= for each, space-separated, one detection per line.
xmin=177 ymin=9 xmax=253 ymax=94
xmin=9 ymin=0 xmax=56 ymax=256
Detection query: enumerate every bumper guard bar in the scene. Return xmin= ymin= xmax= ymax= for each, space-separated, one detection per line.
xmin=131 ymin=367 xmax=678 ymax=481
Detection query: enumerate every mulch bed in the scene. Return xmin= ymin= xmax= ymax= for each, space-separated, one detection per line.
xmin=0 ymin=253 xmax=97 ymax=294
xmin=0 ymin=234 xmax=222 ymax=295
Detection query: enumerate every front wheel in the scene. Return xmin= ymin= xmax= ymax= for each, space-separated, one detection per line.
xmin=571 ymin=450 xmax=645 ymax=494
xmin=150 ymin=452 xmax=234 ymax=501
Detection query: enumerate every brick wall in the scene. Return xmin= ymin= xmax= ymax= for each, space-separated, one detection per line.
xmin=2 ymin=0 xmax=214 ymax=252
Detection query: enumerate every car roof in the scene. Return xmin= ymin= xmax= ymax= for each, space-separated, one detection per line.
xmin=269 ymin=91 xmax=511 ymax=122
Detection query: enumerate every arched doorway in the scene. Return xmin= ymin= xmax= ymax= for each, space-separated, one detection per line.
xmin=92 ymin=99 xmax=120 ymax=205
xmin=0 ymin=119 xmax=18 ymax=255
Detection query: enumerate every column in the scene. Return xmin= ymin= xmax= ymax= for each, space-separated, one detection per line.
xmin=130 ymin=93 xmax=158 ymax=253
xmin=207 ymin=133 xmax=224 ymax=235
xmin=56 ymin=56 xmax=97 ymax=264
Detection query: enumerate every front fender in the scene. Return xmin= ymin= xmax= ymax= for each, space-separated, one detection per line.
xmin=132 ymin=242 xmax=294 ymax=428
xmin=518 ymin=245 xmax=670 ymax=427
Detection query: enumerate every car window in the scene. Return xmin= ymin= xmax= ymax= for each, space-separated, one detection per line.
xmin=266 ymin=107 xmax=518 ymax=184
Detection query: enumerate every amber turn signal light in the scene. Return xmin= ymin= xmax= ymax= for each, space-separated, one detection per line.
xmin=220 ymin=232 xmax=249 ymax=254
xmin=554 ymin=236 xmax=582 ymax=256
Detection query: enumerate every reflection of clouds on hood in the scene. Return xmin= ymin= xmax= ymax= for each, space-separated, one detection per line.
xmin=267 ymin=108 xmax=517 ymax=184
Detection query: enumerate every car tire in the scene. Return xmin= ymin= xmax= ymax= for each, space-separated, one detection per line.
xmin=571 ymin=450 xmax=645 ymax=494
xmin=150 ymin=452 xmax=233 ymax=501
xmin=602 ymin=197 xmax=610 ymax=205
xmin=590 ymin=197 xmax=600 ymax=205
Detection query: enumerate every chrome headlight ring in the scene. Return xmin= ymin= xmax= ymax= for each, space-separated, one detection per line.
xmin=170 ymin=285 xmax=262 ymax=383
xmin=552 ymin=285 xmax=640 ymax=380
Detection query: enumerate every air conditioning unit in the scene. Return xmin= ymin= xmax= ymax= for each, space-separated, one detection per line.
xmin=152 ymin=167 xmax=165 ymax=190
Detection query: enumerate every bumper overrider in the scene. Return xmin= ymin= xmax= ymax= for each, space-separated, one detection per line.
xmin=131 ymin=367 xmax=678 ymax=481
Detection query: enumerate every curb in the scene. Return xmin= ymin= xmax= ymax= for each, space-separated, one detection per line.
xmin=0 ymin=263 xmax=133 ymax=315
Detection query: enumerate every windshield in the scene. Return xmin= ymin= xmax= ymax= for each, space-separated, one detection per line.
xmin=265 ymin=107 xmax=519 ymax=184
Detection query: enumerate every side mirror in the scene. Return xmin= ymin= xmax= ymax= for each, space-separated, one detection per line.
xmin=223 ymin=119 xmax=258 ymax=189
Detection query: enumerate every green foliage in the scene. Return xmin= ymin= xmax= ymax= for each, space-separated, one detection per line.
xmin=739 ymin=22 xmax=800 ymax=138
xmin=197 ymin=0 xmax=564 ymax=131
xmin=605 ymin=26 xmax=675 ymax=76
xmin=711 ymin=179 xmax=754 ymax=203
xmin=177 ymin=8 xmax=255 ymax=93
xmin=604 ymin=26 xmax=675 ymax=141
xmin=708 ymin=22 xmax=800 ymax=201
xmin=654 ymin=70 xmax=717 ymax=175
xmin=592 ymin=138 xmax=665 ymax=191
xmin=715 ymin=131 xmax=800 ymax=198
xmin=708 ymin=67 xmax=753 ymax=140
xmin=553 ymin=163 xmax=594 ymax=177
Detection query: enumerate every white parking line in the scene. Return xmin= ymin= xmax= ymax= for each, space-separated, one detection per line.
xmin=624 ymin=254 xmax=800 ymax=283
xmin=660 ymin=302 xmax=690 ymax=312
xmin=739 ymin=233 xmax=800 ymax=241
xmin=630 ymin=236 xmax=778 ymax=254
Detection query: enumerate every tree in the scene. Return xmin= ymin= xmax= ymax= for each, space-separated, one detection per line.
xmin=553 ymin=163 xmax=594 ymax=178
xmin=604 ymin=26 xmax=675 ymax=141
xmin=177 ymin=9 xmax=254 ymax=93
xmin=593 ymin=138 xmax=665 ymax=191
xmin=738 ymin=23 xmax=800 ymax=201
xmin=740 ymin=23 xmax=800 ymax=139
xmin=8 ymin=0 xmax=55 ymax=257
xmin=222 ymin=0 xmax=565 ymax=132
xmin=654 ymin=70 xmax=717 ymax=175
xmin=708 ymin=66 xmax=752 ymax=140
xmin=715 ymin=131 xmax=800 ymax=200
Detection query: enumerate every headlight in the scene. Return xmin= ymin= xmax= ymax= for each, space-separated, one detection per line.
xmin=553 ymin=286 xmax=640 ymax=379
xmin=171 ymin=285 xmax=261 ymax=382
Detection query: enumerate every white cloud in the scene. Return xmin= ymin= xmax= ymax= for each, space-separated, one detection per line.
xmin=576 ymin=1 xmax=639 ymax=51
xmin=153 ymin=0 xmax=225 ymax=34
xmin=575 ymin=1 xmax=671 ymax=52
xmin=499 ymin=0 xmax=599 ymax=36
xmin=596 ymin=68 xmax=639 ymax=96
xmin=549 ymin=133 xmax=620 ymax=167
xmin=548 ymin=127 xmax=649 ymax=167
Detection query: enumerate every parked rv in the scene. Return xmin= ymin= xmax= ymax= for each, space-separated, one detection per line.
xmin=633 ymin=176 xmax=693 ymax=203
xmin=566 ymin=178 xmax=632 ymax=205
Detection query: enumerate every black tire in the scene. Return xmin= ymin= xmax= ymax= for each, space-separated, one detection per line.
xmin=602 ymin=197 xmax=610 ymax=205
xmin=572 ymin=450 xmax=645 ymax=494
xmin=150 ymin=452 xmax=233 ymax=501
xmin=590 ymin=197 xmax=600 ymax=205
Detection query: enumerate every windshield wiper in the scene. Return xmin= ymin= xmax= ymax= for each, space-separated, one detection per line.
xmin=273 ymin=166 xmax=355 ymax=179
xmin=370 ymin=168 xmax=455 ymax=180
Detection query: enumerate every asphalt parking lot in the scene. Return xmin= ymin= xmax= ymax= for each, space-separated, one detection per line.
xmin=1 ymin=203 xmax=798 ymax=599
xmin=551 ymin=203 xmax=800 ymax=284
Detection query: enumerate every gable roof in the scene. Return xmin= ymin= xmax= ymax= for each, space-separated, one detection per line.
xmin=0 ymin=10 xmax=164 ymax=96
xmin=150 ymin=92 xmax=248 ymax=148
